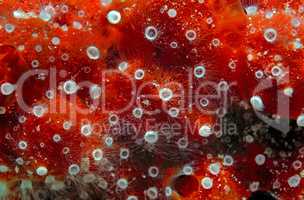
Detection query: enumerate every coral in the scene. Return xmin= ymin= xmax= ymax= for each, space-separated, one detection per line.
xmin=0 ymin=0 xmax=303 ymax=199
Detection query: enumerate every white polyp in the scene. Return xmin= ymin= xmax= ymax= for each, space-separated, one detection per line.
xmin=245 ymin=5 xmax=258 ymax=16
xmin=107 ymin=10 xmax=121 ymax=24
xmin=194 ymin=65 xmax=206 ymax=78
xmin=208 ymin=162 xmax=221 ymax=175
xmin=283 ymin=87 xmax=293 ymax=97
xmin=199 ymin=125 xmax=212 ymax=137
xmin=218 ymin=81 xmax=229 ymax=91
xmin=89 ymin=84 xmax=102 ymax=99
xmin=61 ymin=53 xmax=69 ymax=61
xmin=247 ymin=54 xmax=254 ymax=61
xmin=45 ymin=90 xmax=55 ymax=99
xmin=127 ymin=196 xmax=138 ymax=200
xmin=92 ymin=148 xmax=103 ymax=161
xmin=182 ymin=165 xmax=193 ymax=175
xmin=177 ymin=137 xmax=188 ymax=149
xmin=245 ymin=135 xmax=254 ymax=143
xmin=16 ymin=157 xmax=24 ymax=165
xmin=118 ymin=61 xmax=128 ymax=71
xmin=293 ymin=40 xmax=303 ymax=50
xmin=250 ymin=182 xmax=260 ymax=192
xmin=212 ymin=38 xmax=220 ymax=47
xmin=200 ymin=98 xmax=209 ymax=107
xmin=255 ymin=70 xmax=264 ymax=79
xmin=13 ymin=9 xmax=29 ymax=19
xmin=292 ymin=160 xmax=302 ymax=170
xmin=291 ymin=18 xmax=301 ymax=28
xmin=148 ymin=166 xmax=159 ymax=178
xmin=297 ymin=114 xmax=304 ymax=127
xmin=120 ymin=148 xmax=129 ymax=159
xmin=185 ymin=30 xmax=197 ymax=41
xmin=68 ymin=164 xmax=80 ymax=175
xmin=255 ymin=154 xmax=266 ymax=165
xmin=18 ymin=141 xmax=28 ymax=150
xmin=206 ymin=17 xmax=213 ymax=24
xmin=61 ymin=5 xmax=69 ymax=13
xmin=63 ymin=121 xmax=72 ymax=130
xmin=250 ymin=96 xmax=264 ymax=111
xmin=62 ymin=147 xmax=70 ymax=154
xmin=100 ymin=0 xmax=112 ymax=6
xmin=228 ymin=60 xmax=236 ymax=69
xmin=0 ymin=82 xmax=15 ymax=95
xmin=288 ymin=175 xmax=301 ymax=188
xmin=274 ymin=55 xmax=282 ymax=62
xmin=31 ymin=60 xmax=39 ymax=68
xmin=17 ymin=45 xmax=25 ymax=52
xmin=117 ymin=178 xmax=128 ymax=190
xmin=51 ymin=36 xmax=60 ymax=45
xmin=5 ymin=24 xmax=15 ymax=33
xmin=134 ymin=69 xmax=145 ymax=80
xmin=201 ymin=177 xmax=213 ymax=189
xmin=63 ymin=80 xmax=78 ymax=94
xmin=86 ymin=46 xmax=100 ymax=60
xmin=168 ymin=107 xmax=179 ymax=118
xmin=144 ymin=131 xmax=159 ymax=144
xmin=36 ymin=166 xmax=48 ymax=176
xmin=132 ymin=107 xmax=143 ymax=119
xmin=59 ymin=24 xmax=66 ymax=32
xmin=146 ymin=187 xmax=158 ymax=199
xmin=39 ymin=9 xmax=52 ymax=21
xmin=170 ymin=41 xmax=178 ymax=48
xmin=272 ymin=180 xmax=280 ymax=189
xmin=105 ymin=136 xmax=113 ymax=147
xmin=165 ymin=186 xmax=173 ymax=197
xmin=159 ymin=88 xmax=173 ymax=102
xmin=52 ymin=134 xmax=61 ymax=143
xmin=32 ymin=105 xmax=46 ymax=118
xmin=264 ymin=28 xmax=277 ymax=43
xmin=108 ymin=114 xmax=119 ymax=125
xmin=223 ymin=155 xmax=234 ymax=166
xmin=265 ymin=11 xmax=273 ymax=19
xmin=35 ymin=45 xmax=42 ymax=52
xmin=167 ymin=9 xmax=177 ymax=18
xmin=145 ymin=26 xmax=158 ymax=41
xmin=271 ymin=66 xmax=282 ymax=77
xmin=73 ymin=21 xmax=83 ymax=30
xmin=81 ymin=124 xmax=93 ymax=137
